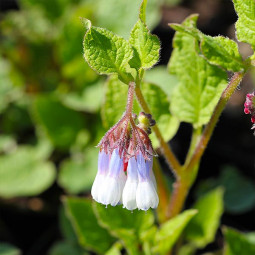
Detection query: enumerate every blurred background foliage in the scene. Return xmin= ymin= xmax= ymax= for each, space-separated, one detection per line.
xmin=0 ymin=0 xmax=255 ymax=255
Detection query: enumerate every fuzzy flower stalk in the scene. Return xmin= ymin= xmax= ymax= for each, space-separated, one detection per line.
xmin=244 ymin=91 xmax=255 ymax=133
xmin=91 ymin=82 xmax=159 ymax=211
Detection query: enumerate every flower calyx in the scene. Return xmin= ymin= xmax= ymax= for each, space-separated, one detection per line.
xmin=98 ymin=111 xmax=156 ymax=163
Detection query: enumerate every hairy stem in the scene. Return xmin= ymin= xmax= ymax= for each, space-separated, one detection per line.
xmin=166 ymin=178 xmax=189 ymax=219
xmin=184 ymin=127 xmax=202 ymax=168
xmin=134 ymin=85 xmax=182 ymax=176
xmin=126 ymin=82 xmax=135 ymax=117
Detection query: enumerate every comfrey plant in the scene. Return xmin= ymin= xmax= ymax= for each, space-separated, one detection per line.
xmin=65 ymin=0 xmax=255 ymax=254
xmin=92 ymin=82 xmax=159 ymax=210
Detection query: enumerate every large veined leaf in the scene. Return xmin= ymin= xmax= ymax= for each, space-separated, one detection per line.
xmin=93 ymin=202 xmax=154 ymax=255
xmin=168 ymin=15 xmax=227 ymax=127
xmin=232 ymin=0 xmax=255 ymax=51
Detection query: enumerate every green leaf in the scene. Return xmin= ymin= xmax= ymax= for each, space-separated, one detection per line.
xmin=0 ymin=243 xmax=21 ymax=255
xmin=49 ymin=241 xmax=88 ymax=255
xmin=0 ymin=58 xmax=22 ymax=113
xmin=139 ymin=0 xmax=147 ymax=23
xmin=82 ymin=19 xmax=133 ymax=83
xmin=199 ymin=36 xmax=245 ymax=72
xmin=224 ymin=227 xmax=255 ymax=255
xmin=32 ymin=95 xmax=84 ymax=150
xmin=105 ymin=242 xmax=122 ymax=255
xmin=129 ymin=19 xmax=160 ymax=69
xmin=64 ymin=197 xmax=115 ymax=254
xmin=21 ymin=0 xmax=71 ymax=21
xmin=93 ymin=202 xmax=154 ymax=255
xmin=59 ymin=207 xmax=77 ymax=242
xmin=184 ymin=188 xmax=224 ymax=248
xmin=233 ymin=0 xmax=255 ymax=50
xmin=178 ymin=244 xmax=196 ymax=255
xmin=0 ymin=145 xmax=56 ymax=198
xmin=145 ymin=66 xmax=178 ymax=98
xmin=171 ymin=16 xmax=245 ymax=72
xmin=195 ymin=166 xmax=255 ymax=214
xmin=142 ymin=82 xmax=179 ymax=148
xmin=58 ymin=147 xmax=98 ymax=194
xmin=169 ymin=15 xmax=227 ymax=127
xmin=101 ymin=77 xmax=137 ymax=128
xmin=153 ymin=209 xmax=198 ymax=254
xmin=140 ymin=226 xmax=157 ymax=255
xmin=101 ymin=77 xmax=179 ymax=148
xmin=94 ymin=0 xmax=162 ymax=39
xmin=60 ymin=81 xmax=104 ymax=112
xmin=0 ymin=135 xmax=16 ymax=154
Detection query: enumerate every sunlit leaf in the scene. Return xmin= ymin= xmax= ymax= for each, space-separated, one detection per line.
xmin=232 ymin=0 xmax=255 ymax=51
xmin=82 ymin=19 xmax=133 ymax=83
xmin=169 ymin=15 xmax=227 ymax=127
xmin=93 ymin=202 xmax=154 ymax=255
xmin=153 ymin=210 xmax=197 ymax=254
xmin=171 ymin=16 xmax=245 ymax=72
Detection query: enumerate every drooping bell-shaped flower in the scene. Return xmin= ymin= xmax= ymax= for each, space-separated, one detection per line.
xmin=91 ymin=82 xmax=158 ymax=210
xmin=136 ymin=152 xmax=159 ymax=211
xmin=122 ymin=156 xmax=139 ymax=210
xmin=99 ymin=148 xmax=126 ymax=206
xmin=91 ymin=151 xmax=110 ymax=203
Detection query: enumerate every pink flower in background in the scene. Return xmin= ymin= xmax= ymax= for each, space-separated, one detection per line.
xmin=244 ymin=92 xmax=255 ymax=132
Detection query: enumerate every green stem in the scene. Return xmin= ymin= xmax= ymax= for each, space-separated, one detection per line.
xmin=184 ymin=127 xmax=202 ymax=168
xmin=134 ymin=85 xmax=182 ymax=176
xmin=166 ymin=177 xmax=189 ymax=219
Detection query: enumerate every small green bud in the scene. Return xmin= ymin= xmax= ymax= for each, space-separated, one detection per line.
xmin=137 ymin=112 xmax=156 ymax=134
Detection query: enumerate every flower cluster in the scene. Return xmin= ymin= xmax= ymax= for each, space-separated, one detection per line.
xmin=91 ymin=83 xmax=159 ymax=211
xmin=92 ymin=148 xmax=158 ymax=211
xmin=244 ymin=92 xmax=255 ymax=131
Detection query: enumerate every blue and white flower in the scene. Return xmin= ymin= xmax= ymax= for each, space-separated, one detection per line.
xmin=91 ymin=83 xmax=158 ymax=211
xmin=91 ymin=151 xmax=110 ymax=203
xmin=122 ymin=153 xmax=159 ymax=211
xmin=99 ymin=148 xmax=126 ymax=206
xmin=122 ymin=156 xmax=139 ymax=210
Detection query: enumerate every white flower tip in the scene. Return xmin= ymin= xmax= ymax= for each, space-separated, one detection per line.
xmin=136 ymin=181 xmax=159 ymax=211
xmin=98 ymin=177 xmax=123 ymax=206
xmin=91 ymin=174 xmax=103 ymax=203
xmin=122 ymin=181 xmax=138 ymax=210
